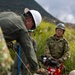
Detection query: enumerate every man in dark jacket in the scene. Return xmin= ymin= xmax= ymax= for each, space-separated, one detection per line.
xmin=0 ymin=8 xmax=42 ymax=74
xmin=11 ymin=30 xmax=37 ymax=75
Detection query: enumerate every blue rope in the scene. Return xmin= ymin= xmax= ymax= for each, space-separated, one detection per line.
xmin=18 ymin=45 xmax=21 ymax=75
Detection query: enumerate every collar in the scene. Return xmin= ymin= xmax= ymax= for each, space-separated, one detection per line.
xmin=53 ymin=34 xmax=64 ymax=41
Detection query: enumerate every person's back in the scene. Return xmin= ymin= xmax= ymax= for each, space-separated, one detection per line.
xmin=0 ymin=12 xmax=27 ymax=41
xmin=0 ymin=27 xmax=13 ymax=74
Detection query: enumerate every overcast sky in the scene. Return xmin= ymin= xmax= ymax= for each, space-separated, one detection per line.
xmin=35 ymin=0 xmax=75 ymax=24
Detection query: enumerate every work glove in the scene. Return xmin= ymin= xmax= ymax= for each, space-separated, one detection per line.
xmin=58 ymin=58 xmax=63 ymax=63
xmin=36 ymin=68 xmax=48 ymax=75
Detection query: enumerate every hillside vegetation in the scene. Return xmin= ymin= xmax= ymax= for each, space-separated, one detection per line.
xmin=32 ymin=21 xmax=75 ymax=75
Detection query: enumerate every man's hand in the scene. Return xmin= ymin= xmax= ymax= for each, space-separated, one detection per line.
xmin=7 ymin=42 xmax=13 ymax=48
xmin=58 ymin=58 xmax=63 ymax=63
xmin=36 ymin=68 xmax=48 ymax=75
xmin=26 ymin=63 xmax=30 ymax=69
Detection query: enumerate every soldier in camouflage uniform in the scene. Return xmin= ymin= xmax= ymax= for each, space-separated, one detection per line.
xmin=44 ymin=23 xmax=70 ymax=63
xmin=0 ymin=8 xmax=42 ymax=74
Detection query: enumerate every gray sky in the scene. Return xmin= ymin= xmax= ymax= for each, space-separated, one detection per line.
xmin=35 ymin=0 xmax=75 ymax=24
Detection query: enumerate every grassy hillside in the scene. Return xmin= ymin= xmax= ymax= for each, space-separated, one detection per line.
xmin=32 ymin=21 xmax=75 ymax=75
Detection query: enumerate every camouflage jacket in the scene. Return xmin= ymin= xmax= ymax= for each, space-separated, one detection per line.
xmin=0 ymin=27 xmax=13 ymax=75
xmin=44 ymin=34 xmax=70 ymax=61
